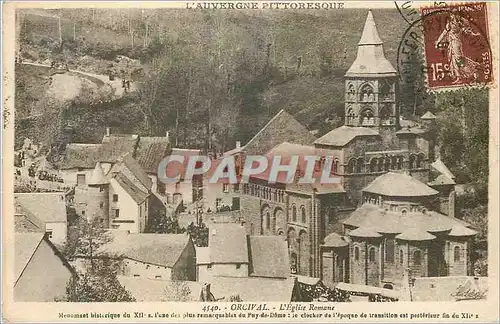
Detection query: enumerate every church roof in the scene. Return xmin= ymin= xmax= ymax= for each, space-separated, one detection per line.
xmin=431 ymin=159 xmax=456 ymax=180
xmin=244 ymin=109 xmax=316 ymax=155
xmin=395 ymin=228 xmax=436 ymax=241
xmin=363 ymin=172 xmax=439 ymax=197
xmin=314 ymin=126 xmax=379 ymax=147
xmin=343 ymin=203 xmax=475 ymax=237
xmin=88 ymin=162 xmax=109 ymax=185
xmin=323 ymin=232 xmax=349 ymax=247
xmin=421 ymin=111 xmax=437 ymax=120
xmin=448 ymin=226 xmax=477 ymax=237
xmin=349 ymin=227 xmax=382 ymax=238
xmin=345 ymin=10 xmax=397 ymax=77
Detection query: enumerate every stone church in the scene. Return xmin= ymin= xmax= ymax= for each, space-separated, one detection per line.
xmin=237 ymin=10 xmax=477 ymax=290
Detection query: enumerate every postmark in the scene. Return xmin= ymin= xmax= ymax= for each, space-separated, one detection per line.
xmin=421 ymin=2 xmax=492 ymax=90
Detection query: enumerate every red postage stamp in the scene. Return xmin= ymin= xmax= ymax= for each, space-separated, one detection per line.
xmin=421 ymin=2 xmax=492 ymax=90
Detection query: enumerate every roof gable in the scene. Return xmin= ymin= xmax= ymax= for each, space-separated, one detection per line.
xmin=102 ymin=233 xmax=191 ymax=267
xmin=363 ymin=172 xmax=439 ymax=197
xmin=15 ymin=233 xmax=45 ymax=282
xmin=314 ymin=126 xmax=379 ymax=147
xmin=15 ymin=193 xmax=67 ymax=223
xmin=209 ymin=224 xmax=248 ymax=264
xmin=249 ymin=236 xmax=289 ymax=278
xmin=113 ymin=173 xmax=149 ymax=204
xmin=244 ymin=109 xmax=316 ymax=155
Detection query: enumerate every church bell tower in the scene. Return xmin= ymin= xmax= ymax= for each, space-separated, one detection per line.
xmin=344 ymin=10 xmax=399 ymax=130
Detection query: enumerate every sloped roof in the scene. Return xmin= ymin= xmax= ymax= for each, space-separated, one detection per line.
xmin=428 ymin=174 xmax=456 ymax=186
xmin=15 ymin=193 xmax=67 ymax=223
xmin=136 ymin=137 xmax=171 ymax=174
xmin=60 ymin=143 xmax=102 ymax=169
xmin=395 ymin=228 xmax=436 ymax=241
xmin=122 ymin=154 xmax=152 ymax=189
xmin=323 ymin=232 xmax=349 ymax=247
xmin=345 ymin=10 xmax=397 ymax=77
xmin=363 ymin=172 xmax=439 ymax=197
xmin=102 ymin=233 xmax=190 ymax=267
xmin=117 ymin=276 xmax=202 ymax=302
xmin=15 ymin=214 xmax=44 ymax=233
xmin=61 ymin=134 xmax=139 ymax=170
xmin=209 ymin=276 xmax=296 ymax=302
xmin=244 ymin=109 xmax=316 ymax=155
xmin=88 ymin=162 xmax=109 ymax=185
xmin=449 ymin=226 xmax=477 ymax=237
xmin=421 ymin=111 xmax=437 ymax=120
xmin=15 ymin=232 xmax=45 ymax=283
xmin=196 ymin=247 xmax=211 ymax=265
xmin=314 ymin=126 xmax=379 ymax=147
xmin=268 ymin=142 xmax=317 ymax=156
xmin=431 ymin=159 xmax=456 ymax=180
xmin=343 ymin=203 xmax=475 ymax=237
xmin=209 ymin=223 xmax=248 ymax=264
xmin=249 ymin=236 xmax=289 ymax=278
xmin=113 ymin=173 xmax=149 ymax=204
xmin=349 ymin=227 xmax=382 ymax=238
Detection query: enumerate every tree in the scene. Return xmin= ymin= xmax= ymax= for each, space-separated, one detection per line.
xmin=146 ymin=210 xmax=185 ymax=234
xmin=186 ymin=221 xmax=209 ymax=247
xmin=162 ymin=281 xmax=193 ymax=302
xmin=58 ymin=217 xmax=135 ymax=302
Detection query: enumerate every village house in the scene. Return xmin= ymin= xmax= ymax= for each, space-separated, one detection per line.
xmin=14 ymin=192 xmax=68 ymax=246
xmin=14 ymin=232 xmax=75 ymax=302
xmin=233 ymin=10 xmax=477 ymax=290
xmin=196 ymin=223 xmax=290 ymax=282
xmin=99 ymin=231 xmax=196 ymax=281
xmin=73 ymin=154 xmax=165 ymax=233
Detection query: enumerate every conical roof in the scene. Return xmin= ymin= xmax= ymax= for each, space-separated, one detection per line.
xmin=448 ymin=226 xmax=477 ymax=237
xmin=346 ymin=10 xmax=397 ymax=77
xmin=323 ymin=232 xmax=349 ymax=247
xmin=88 ymin=162 xmax=109 ymax=185
xmin=349 ymin=227 xmax=382 ymax=238
xmin=421 ymin=111 xmax=437 ymax=120
xmin=396 ymin=228 xmax=436 ymax=241
xmin=358 ymin=10 xmax=383 ymax=45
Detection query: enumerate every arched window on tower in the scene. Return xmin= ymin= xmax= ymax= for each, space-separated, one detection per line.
xmin=397 ymin=156 xmax=403 ymax=169
xmin=266 ymin=211 xmax=271 ymax=230
xmin=332 ymin=159 xmax=339 ymax=175
xmin=301 ymin=205 xmax=307 ymax=223
xmin=370 ymin=158 xmax=377 ymax=172
xmin=379 ymin=104 xmax=392 ymax=125
xmin=391 ymin=156 xmax=397 ymax=170
xmin=416 ymin=153 xmax=425 ymax=168
xmin=348 ymin=84 xmax=356 ymax=101
xmin=354 ymin=246 xmax=360 ymax=261
xmin=356 ymin=157 xmax=364 ymax=173
xmin=360 ymin=84 xmax=374 ymax=102
xmin=292 ymin=205 xmax=297 ymax=222
xmin=378 ymin=157 xmax=385 ymax=172
xmin=369 ymin=247 xmax=376 ymax=262
xmin=348 ymin=158 xmax=356 ymax=174
xmin=414 ymin=250 xmax=422 ymax=266
xmin=380 ymin=81 xmax=392 ymax=101
xmin=454 ymin=246 xmax=461 ymax=262
xmin=346 ymin=108 xmax=355 ymax=124
xmin=360 ymin=108 xmax=375 ymax=126
xmin=399 ymin=249 xmax=404 ymax=265
xmin=409 ymin=154 xmax=416 ymax=169
xmin=384 ymin=158 xmax=390 ymax=171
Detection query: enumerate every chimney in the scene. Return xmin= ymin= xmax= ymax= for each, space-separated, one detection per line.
xmin=236 ymin=141 xmax=241 ymax=149
xmin=106 ymin=127 xmax=110 ymax=137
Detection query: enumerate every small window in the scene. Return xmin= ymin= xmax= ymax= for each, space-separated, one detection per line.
xmin=133 ymin=274 xmax=140 ymax=278
xmin=100 ymin=202 xmax=104 ymax=209
xmin=414 ymin=250 xmax=422 ymax=266
xmin=46 ymin=230 xmax=53 ymax=239
xmin=155 ymin=275 xmax=162 ymax=279
xmin=399 ymin=249 xmax=404 ymax=265
xmin=354 ymin=246 xmax=360 ymax=261
xmin=99 ymin=187 xmax=104 ymax=192
xmin=146 ymin=264 xmax=150 ymax=269
xmin=369 ymin=247 xmax=376 ymax=262
xmin=385 ymin=238 xmax=395 ymax=263
xmin=82 ymin=210 xmax=85 ymax=216
xmin=77 ymin=174 xmax=86 ymax=186
xmin=113 ymin=194 xmax=118 ymax=202
xmin=236 ymin=264 xmax=241 ymax=269
xmin=223 ymin=183 xmax=229 ymax=193
xmin=115 ymin=209 xmax=120 ymax=218
xmin=111 ymin=224 xmax=119 ymax=229
xmin=207 ymin=264 xmax=212 ymax=269
xmin=292 ymin=205 xmax=297 ymax=222
xmin=454 ymin=246 xmax=461 ymax=262
xmin=300 ymin=205 xmax=306 ymax=223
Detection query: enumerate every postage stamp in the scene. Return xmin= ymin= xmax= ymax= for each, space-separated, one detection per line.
xmin=421 ymin=2 xmax=492 ymax=90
